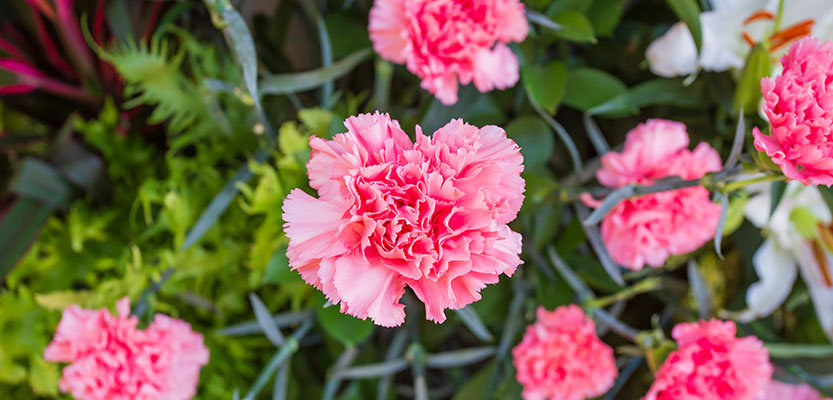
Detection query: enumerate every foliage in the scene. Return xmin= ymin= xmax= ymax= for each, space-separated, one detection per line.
xmin=1 ymin=0 xmax=832 ymax=399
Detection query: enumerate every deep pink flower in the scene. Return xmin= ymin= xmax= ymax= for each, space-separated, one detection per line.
xmin=643 ymin=319 xmax=772 ymax=400
xmin=368 ymin=0 xmax=528 ymax=105
xmin=44 ymin=298 xmax=209 ymax=400
xmin=586 ymin=119 xmax=723 ymax=270
xmin=756 ymin=381 xmax=831 ymax=400
xmin=511 ymin=305 xmax=618 ymax=400
xmin=753 ymin=37 xmax=833 ymax=186
xmin=282 ymin=112 xmax=524 ymax=327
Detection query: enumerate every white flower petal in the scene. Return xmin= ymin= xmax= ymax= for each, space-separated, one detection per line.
xmin=645 ymin=22 xmax=699 ymax=77
xmin=795 ymin=243 xmax=833 ymax=342
xmin=738 ymin=240 xmax=798 ymax=323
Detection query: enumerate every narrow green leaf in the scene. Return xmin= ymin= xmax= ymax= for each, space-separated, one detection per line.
xmin=687 ymin=260 xmax=712 ymax=319
xmin=767 ymin=343 xmax=833 ymax=358
xmin=338 ymin=359 xmax=409 ymax=379
xmin=583 ymin=113 xmax=610 ymax=155
xmin=182 ymin=150 xmax=268 ymax=250
xmin=260 ymin=48 xmax=371 ymax=95
xmin=666 ymin=0 xmax=703 ymax=51
xmin=272 ymin=363 xmax=289 ymax=400
xmin=425 ymin=347 xmax=495 ymax=369
xmin=219 ymin=6 xmax=262 ymax=112
xmin=583 ymin=185 xmax=636 ymax=226
xmin=248 ymin=293 xmax=285 ymax=346
xmin=521 ymin=61 xmax=567 ymax=114
xmin=588 ymin=78 xmax=708 ymax=116
xmin=713 ymin=192 xmax=729 ymax=258
xmin=217 ymin=310 xmax=313 ymax=336
xmin=455 ymin=307 xmax=494 ymax=342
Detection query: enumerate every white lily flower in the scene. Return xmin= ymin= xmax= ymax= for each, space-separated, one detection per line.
xmin=738 ymin=181 xmax=833 ymax=342
xmin=645 ymin=0 xmax=833 ymax=77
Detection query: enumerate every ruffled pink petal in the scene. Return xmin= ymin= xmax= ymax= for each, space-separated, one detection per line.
xmin=472 ymin=44 xmax=520 ymax=93
xmin=282 ymin=189 xmax=351 ymax=266
xmin=332 ymin=251 xmax=406 ymax=327
xmin=368 ymin=0 xmax=409 ymax=63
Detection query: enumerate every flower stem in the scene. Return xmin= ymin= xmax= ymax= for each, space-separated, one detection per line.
xmin=586 ymin=277 xmax=662 ymax=309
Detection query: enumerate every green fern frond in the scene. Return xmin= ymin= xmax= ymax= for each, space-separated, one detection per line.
xmin=83 ymin=20 xmax=208 ymax=135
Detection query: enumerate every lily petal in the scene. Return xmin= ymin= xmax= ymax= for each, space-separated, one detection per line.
xmin=737 ymin=239 xmax=798 ymax=323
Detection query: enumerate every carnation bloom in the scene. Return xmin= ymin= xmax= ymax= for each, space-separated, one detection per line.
xmin=368 ymin=0 xmax=528 ymax=105
xmin=643 ymin=319 xmax=772 ymax=400
xmin=43 ymin=298 xmax=209 ymax=400
xmin=584 ymin=119 xmax=722 ymax=270
xmin=511 ymin=305 xmax=618 ymax=400
xmin=282 ymin=112 xmax=524 ymax=327
xmin=753 ymin=37 xmax=833 ymax=186
xmin=756 ymin=381 xmax=831 ymax=400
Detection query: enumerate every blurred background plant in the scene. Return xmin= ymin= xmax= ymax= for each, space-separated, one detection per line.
xmin=2 ymin=0 xmax=833 ymax=399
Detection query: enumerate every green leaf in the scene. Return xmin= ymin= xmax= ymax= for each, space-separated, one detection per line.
xmin=587 ymin=78 xmax=708 ymax=116
xmin=587 ymin=0 xmax=625 ymax=37
xmin=666 ymin=0 xmax=703 ymax=51
xmin=260 ymin=48 xmax=371 ymax=95
xmin=767 ymin=343 xmax=833 ymax=358
xmin=521 ymin=61 xmax=567 ymax=114
xmin=563 ymin=67 xmax=628 ymax=111
xmin=734 ymin=44 xmax=773 ymax=113
xmin=182 ymin=150 xmax=269 ymax=250
xmin=419 ymin=86 xmax=504 ymax=133
xmin=34 ymin=290 xmax=95 ymax=311
xmin=452 ymin=361 xmax=497 ymax=400
xmin=262 ymin=247 xmax=295 ymax=285
xmin=770 ymin=180 xmax=787 ymax=216
xmin=549 ymin=11 xmax=597 ymax=43
xmin=505 ymin=116 xmax=554 ymax=170
xmin=325 ymin=14 xmax=372 ymax=59
xmin=316 ymin=304 xmax=374 ymax=347
xmin=28 ymin=355 xmax=59 ymax=396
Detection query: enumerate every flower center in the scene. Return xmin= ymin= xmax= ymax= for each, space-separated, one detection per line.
xmin=741 ymin=9 xmax=814 ymax=51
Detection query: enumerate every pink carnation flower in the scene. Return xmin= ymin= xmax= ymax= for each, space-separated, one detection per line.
xmin=756 ymin=381 xmax=831 ymax=400
xmin=511 ymin=305 xmax=618 ymax=400
xmin=282 ymin=112 xmax=524 ymax=327
xmin=644 ymin=319 xmax=773 ymax=400
xmin=753 ymin=37 xmax=833 ymax=186
xmin=368 ymin=0 xmax=528 ymax=105
xmin=586 ymin=119 xmax=723 ymax=270
xmin=44 ymin=298 xmax=209 ymax=400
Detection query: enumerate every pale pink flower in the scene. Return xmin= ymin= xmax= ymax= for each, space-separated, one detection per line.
xmin=586 ymin=119 xmax=723 ymax=270
xmin=756 ymin=381 xmax=831 ymax=400
xmin=282 ymin=112 xmax=524 ymax=327
xmin=754 ymin=37 xmax=833 ymax=186
xmin=368 ymin=0 xmax=528 ymax=105
xmin=511 ymin=305 xmax=618 ymax=400
xmin=643 ymin=319 xmax=773 ymax=400
xmin=44 ymin=298 xmax=209 ymax=400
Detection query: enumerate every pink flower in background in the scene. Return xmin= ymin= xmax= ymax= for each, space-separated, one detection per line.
xmin=586 ymin=119 xmax=722 ymax=270
xmin=283 ymin=112 xmax=524 ymax=327
xmin=754 ymin=37 xmax=833 ymax=186
xmin=44 ymin=298 xmax=209 ymax=400
xmin=368 ymin=0 xmax=528 ymax=105
xmin=643 ymin=319 xmax=772 ymax=400
xmin=756 ymin=381 xmax=831 ymax=400
xmin=511 ymin=305 xmax=618 ymax=400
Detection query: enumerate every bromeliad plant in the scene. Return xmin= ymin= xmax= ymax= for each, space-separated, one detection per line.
xmin=6 ymin=0 xmax=833 ymax=399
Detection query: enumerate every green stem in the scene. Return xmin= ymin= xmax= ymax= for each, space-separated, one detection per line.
xmin=586 ymin=277 xmax=662 ymax=309
xmin=722 ymin=174 xmax=785 ymax=193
